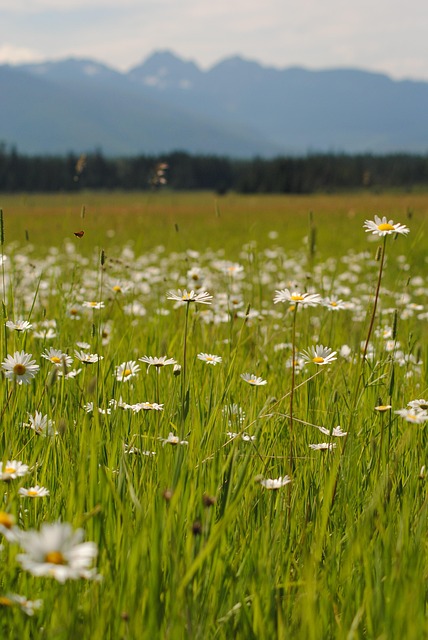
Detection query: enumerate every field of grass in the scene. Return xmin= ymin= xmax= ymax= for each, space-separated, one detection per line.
xmin=0 ymin=191 xmax=427 ymax=638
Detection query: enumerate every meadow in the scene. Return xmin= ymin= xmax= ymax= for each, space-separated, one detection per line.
xmin=0 ymin=190 xmax=427 ymax=639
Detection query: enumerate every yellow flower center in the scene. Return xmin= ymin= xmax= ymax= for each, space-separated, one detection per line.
xmin=377 ymin=222 xmax=395 ymax=231
xmin=4 ymin=467 xmax=16 ymax=475
xmin=0 ymin=596 xmax=13 ymax=607
xmin=0 ymin=512 xmax=14 ymax=528
xmin=313 ymin=357 xmax=325 ymax=364
xmin=70 ymin=308 xmax=78 ymax=315
xmin=27 ymin=489 xmax=39 ymax=496
xmin=51 ymin=356 xmax=61 ymax=364
xmin=88 ymin=302 xmax=97 ymax=307
xmin=45 ymin=551 xmax=66 ymax=565
xmin=375 ymin=405 xmax=391 ymax=412
xmin=13 ymin=364 xmax=26 ymax=376
xmin=112 ymin=285 xmax=122 ymax=292
xmin=330 ymin=301 xmax=338 ymax=307
xmin=206 ymin=357 xmax=214 ymax=361
xmin=123 ymin=369 xmax=132 ymax=377
xmin=291 ymin=294 xmax=304 ymax=301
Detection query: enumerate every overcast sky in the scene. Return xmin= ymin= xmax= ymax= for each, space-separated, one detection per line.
xmin=1 ymin=0 xmax=427 ymax=80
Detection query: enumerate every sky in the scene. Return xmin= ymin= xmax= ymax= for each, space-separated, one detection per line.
xmin=0 ymin=0 xmax=427 ymax=81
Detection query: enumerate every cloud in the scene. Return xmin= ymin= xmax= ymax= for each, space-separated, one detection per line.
xmin=0 ymin=43 xmax=44 ymax=64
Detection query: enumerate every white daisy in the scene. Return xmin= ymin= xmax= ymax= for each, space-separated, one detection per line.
xmin=309 ymin=442 xmax=337 ymax=451
xmin=322 ymin=297 xmax=347 ymax=311
xmin=300 ymin=345 xmax=337 ymax=366
xmin=159 ymin=432 xmax=188 ymax=446
xmin=0 ymin=593 xmax=43 ymax=616
xmin=18 ymin=485 xmax=50 ymax=498
xmin=5 ymin=319 xmax=33 ymax=332
xmin=0 ymin=460 xmax=29 ymax=481
xmin=23 ymin=411 xmax=56 ymax=437
xmin=2 ymin=351 xmax=39 ymax=385
xmin=139 ymin=355 xmax=177 ymax=372
xmin=197 ymin=353 xmax=223 ymax=365
xmin=16 ymin=522 xmax=100 ymax=583
xmin=363 ymin=215 xmax=410 ymax=237
xmin=395 ymin=408 xmax=428 ymax=424
xmin=74 ymin=350 xmax=103 ymax=364
xmin=0 ymin=511 xmax=20 ymax=542
xmin=259 ymin=476 xmax=291 ymax=489
xmin=407 ymin=399 xmax=428 ymax=411
xmin=131 ymin=402 xmax=164 ymax=412
xmin=82 ymin=301 xmax=105 ymax=309
xmin=316 ymin=425 xmax=347 ymax=437
xmin=273 ymin=289 xmax=321 ymax=307
xmin=115 ymin=360 xmax=140 ymax=381
xmin=41 ymin=348 xmax=73 ymax=369
xmin=240 ymin=373 xmax=267 ymax=386
xmin=166 ymin=289 xmax=213 ymax=304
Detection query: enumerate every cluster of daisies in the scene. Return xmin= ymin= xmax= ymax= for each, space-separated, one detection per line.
xmin=0 ymin=213 xmax=424 ymax=613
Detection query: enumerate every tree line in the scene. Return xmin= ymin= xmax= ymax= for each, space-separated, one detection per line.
xmin=1 ymin=145 xmax=428 ymax=193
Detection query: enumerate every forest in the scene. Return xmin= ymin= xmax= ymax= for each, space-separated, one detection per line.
xmin=1 ymin=145 xmax=428 ymax=193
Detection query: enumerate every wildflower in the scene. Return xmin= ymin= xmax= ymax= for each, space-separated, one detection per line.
xmin=139 ymin=355 xmax=177 ymax=372
xmin=76 ymin=341 xmax=90 ymax=350
xmin=363 ymin=215 xmax=410 ymax=237
xmin=273 ymin=289 xmax=321 ymax=307
xmin=23 ymin=411 xmax=56 ymax=437
xmin=132 ymin=402 xmax=164 ymax=412
xmin=18 ymin=485 xmax=50 ymax=498
xmin=407 ymin=399 xmax=428 ymax=411
xmin=375 ymin=405 xmax=392 ymax=412
xmin=41 ymin=348 xmax=73 ymax=369
xmin=159 ymin=432 xmax=188 ymax=446
xmin=301 ymin=345 xmax=337 ymax=366
xmin=0 ymin=593 xmax=43 ymax=616
xmin=240 ymin=373 xmax=267 ymax=386
xmin=395 ymin=408 xmax=428 ymax=424
xmin=74 ymin=350 xmax=103 ymax=364
xmin=316 ymin=425 xmax=347 ymax=437
xmin=226 ymin=431 xmax=256 ymax=442
xmin=2 ymin=351 xmax=39 ymax=385
xmin=309 ymin=442 xmax=337 ymax=451
xmin=166 ymin=289 xmax=213 ymax=304
xmin=197 ymin=353 xmax=222 ymax=365
xmin=82 ymin=301 xmax=105 ymax=309
xmin=0 ymin=512 xmax=20 ymax=542
xmin=322 ymin=297 xmax=347 ymax=311
xmin=259 ymin=476 xmax=291 ymax=489
xmin=223 ymin=403 xmax=246 ymax=425
xmin=0 ymin=460 xmax=29 ymax=481
xmin=16 ymin=522 xmax=100 ymax=583
xmin=115 ymin=361 xmax=140 ymax=382
xmin=173 ymin=364 xmax=182 ymax=376
xmin=5 ymin=319 xmax=32 ymax=332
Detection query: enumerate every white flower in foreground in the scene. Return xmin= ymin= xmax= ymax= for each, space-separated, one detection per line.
xmin=0 ymin=593 xmax=43 ymax=616
xmin=273 ymin=289 xmax=321 ymax=307
xmin=5 ymin=319 xmax=33 ymax=332
xmin=139 ymin=355 xmax=177 ymax=372
xmin=159 ymin=432 xmax=188 ymax=446
xmin=0 ymin=460 xmax=29 ymax=481
xmin=82 ymin=301 xmax=105 ymax=309
xmin=166 ymin=289 xmax=213 ymax=304
xmin=0 ymin=511 xmax=20 ymax=542
xmin=240 ymin=373 xmax=267 ymax=386
xmin=42 ymin=348 xmax=73 ymax=369
xmin=395 ymin=408 xmax=428 ymax=424
xmin=197 ymin=353 xmax=223 ymax=365
xmin=363 ymin=215 xmax=410 ymax=237
xmin=16 ymin=522 xmax=100 ymax=583
xmin=19 ymin=485 xmax=50 ymax=498
xmin=2 ymin=351 xmax=39 ymax=385
xmin=309 ymin=442 xmax=337 ymax=451
xmin=301 ymin=345 xmax=337 ymax=366
xmin=259 ymin=476 xmax=291 ymax=489
xmin=115 ymin=360 xmax=140 ymax=381
xmin=74 ymin=350 xmax=103 ymax=364
xmin=23 ymin=411 xmax=57 ymax=437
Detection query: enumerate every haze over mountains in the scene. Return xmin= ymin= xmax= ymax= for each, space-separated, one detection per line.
xmin=1 ymin=50 xmax=428 ymax=157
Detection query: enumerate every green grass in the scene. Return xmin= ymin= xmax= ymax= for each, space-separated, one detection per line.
xmin=0 ymin=191 xmax=427 ymax=638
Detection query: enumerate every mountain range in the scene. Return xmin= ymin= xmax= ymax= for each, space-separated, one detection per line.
xmin=1 ymin=50 xmax=428 ymax=157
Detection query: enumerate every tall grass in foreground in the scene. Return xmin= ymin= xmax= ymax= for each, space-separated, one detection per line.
xmin=0 ymin=196 xmax=427 ymax=639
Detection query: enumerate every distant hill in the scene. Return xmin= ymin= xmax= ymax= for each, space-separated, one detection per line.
xmin=0 ymin=51 xmax=427 ymax=156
